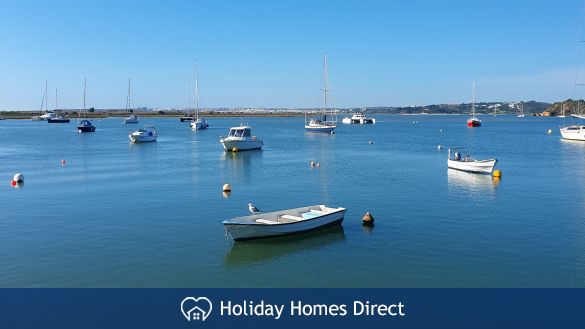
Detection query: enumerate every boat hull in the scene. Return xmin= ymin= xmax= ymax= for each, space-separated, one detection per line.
xmin=560 ymin=126 xmax=585 ymax=141
xmin=180 ymin=116 xmax=195 ymax=122
xmin=220 ymin=139 xmax=263 ymax=151
xmin=342 ymin=117 xmax=375 ymax=124
xmin=224 ymin=209 xmax=345 ymax=241
xmin=77 ymin=126 xmax=96 ymax=132
xmin=304 ymin=125 xmax=336 ymax=133
xmin=47 ymin=118 xmax=70 ymax=123
xmin=467 ymin=118 xmax=481 ymax=127
xmin=191 ymin=119 xmax=209 ymax=130
xmin=447 ymin=158 xmax=497 ymax=174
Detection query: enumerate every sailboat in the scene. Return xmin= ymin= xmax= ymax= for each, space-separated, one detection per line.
xmin=123 ymin=79 xmax=139 ymax=124
xmin=466 ymin=81 xmax=481 ymax=127
xmin=516 ymin=103 xmax=525 ymax=118
xmin=47 ymin=88 xmax=70 ymax=123
xmin=305 ymin=53 xmax=336 ymax=133
xmin=77 ymin=78 xmax=96 ymax=132
xmin=190 ymin=63 xmax=209 ymax=130
xmin=32 ymin=81 xmax=53 ymax=121
xmin=180 ymin=80 xmax=195 ymax=122
xmin=558 ymin=103 xmax=566 ymax=118
xmin=560 ymin=99 xmax=585 ymax=140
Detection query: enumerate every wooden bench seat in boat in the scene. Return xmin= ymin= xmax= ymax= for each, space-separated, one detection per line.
xmin=280 ymin=214 xmax=304 ymax=221
xmin=255 ymin=219 xmax=279 ymax=225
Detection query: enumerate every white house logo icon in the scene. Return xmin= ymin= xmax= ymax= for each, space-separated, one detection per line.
xmin=181 ymin=297 xmax=213 ymax=322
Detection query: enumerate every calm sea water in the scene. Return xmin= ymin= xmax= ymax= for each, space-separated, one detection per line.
xmin=1 ymin=115 xmax=584 ymax=287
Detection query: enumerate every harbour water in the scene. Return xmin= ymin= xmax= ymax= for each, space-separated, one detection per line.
xmin=1 ymin=115 xmax=584 ymax=287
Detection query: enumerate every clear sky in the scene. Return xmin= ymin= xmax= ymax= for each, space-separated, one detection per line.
xmin=1 ymin=0 xmax=584 ymax=110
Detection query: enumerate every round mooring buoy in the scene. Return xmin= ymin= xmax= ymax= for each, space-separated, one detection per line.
xmin=231 ymin=147 xmax=239 ymax=152
xmin=310 ymin=161 xmax=315 ymax=167
xmin=222 ymin=184 xmax=232 ymax=192
xmin=362 ymin=212 xmax=375 ymax=226
xmin=547 ymin=129 xmax=553 ymax=135
xmin=369 ymin=140 xmax=373 ymax=145
xmin=493 ymin=170 xmax=502 ymax=178
xmin=437 ymin=145 xmax=442 ymax=150
xmin=60 ymin=159 xmax=66 ymax=165
xmin=13 ymin=173 xmax=24 ymax=183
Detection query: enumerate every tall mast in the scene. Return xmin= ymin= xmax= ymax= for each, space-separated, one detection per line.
xmin=195 ymin=62 xmax=199 ymax=120
xmin=321 ymin=52 xmax=330 ymax=122
xmin=55 ymin=88 xmax=58 ymax=111
xmin=472 ymin=81 xmax=476 ymax=117
xmin=45 ymin=80 xmax=48 ymax=112
xmin=83 ymin=78 xmax=87 ymax=116
xmin=126 ymin=78 xmax=131 ymax=113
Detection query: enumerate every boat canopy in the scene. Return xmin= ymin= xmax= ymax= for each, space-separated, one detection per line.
xmin=228 ymin=127 xmax=252 ymax=137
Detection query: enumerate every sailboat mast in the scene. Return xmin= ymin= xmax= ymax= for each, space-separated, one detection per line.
xmin=126 ymin=78 xmax=131 ymax=113
xmin=83 ymin=78 xmax=87 ymax=117
xmin=55 ymin=89 xmax=58 ymax=111
xmin=45 ymin=80 xmax=48 ymax=112
xmin=195 ymin=62 xmax=199 ymax=120
xmin=472 ymin=81 xmax=476 ymax=116
xmin=323 ymin=53 xmax=329 ymax=121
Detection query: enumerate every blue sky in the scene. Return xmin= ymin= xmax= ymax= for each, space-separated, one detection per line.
xmin=1 ymin=0 xmax=584 ymax=110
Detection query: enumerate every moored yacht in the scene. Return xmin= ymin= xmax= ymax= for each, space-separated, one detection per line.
xmin=123 ymin=79 xmax=139 ymax=124
xmin=190 ymin=63 xmax=209 ymax=130
xmin=305 ymin=53 xmax=336 ymax=133
xmin=220 ymin=126 xmax=263 ymax=151
xmin=560 ymin=125 xmax=585 ymax=141
xmin=129 ymin=125 xmax=157 ymax=143
xmin=76 ymin=78 xmax=96 ymax=133
xmin=467 ymin=81 xmax=481 ymax=127
xmin=342 ymin=112 xmax=376 ymax=124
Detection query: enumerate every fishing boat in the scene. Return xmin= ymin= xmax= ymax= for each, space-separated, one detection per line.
xmin=342 ymin=111 xmax=376 ymax=124
xmin=220 ymin=125 xmax=263 ymax=151
xmin=190 ymin=63 xmax=209 ymax=130
xmin=447 ymin=148 xmax=497 ymax=174
xmin=223 ymin=204 xmax=346 ymax=241
xmin=77 ymin=78 xmax=96 ymax=132
xmin=466 ymin=81 xmax=481 ymax=127
xmin=305 ymin=53 xmax=337 ymax=133
xmin=129 ymin=125 xmax=157 ymax=143
xmin=123 ymin=79 xmax=139 ymax=124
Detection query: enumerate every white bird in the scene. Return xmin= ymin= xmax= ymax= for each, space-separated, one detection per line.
xmin=248 ymin=203 xmax=261 ymax=214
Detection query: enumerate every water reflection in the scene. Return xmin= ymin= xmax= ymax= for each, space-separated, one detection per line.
xmin=219 ymin=150 xmax=263 ymax=183
xmin=447 ymin=169 xmax=498 ymax=198
xmin=224 ymin=226 xmax=345 ymax=266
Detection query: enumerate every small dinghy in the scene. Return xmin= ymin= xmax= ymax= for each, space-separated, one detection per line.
xmin=447 ymin=148 xmax=497 ymax=174
xmin=223 ymin=204 xmax=345 ymax=241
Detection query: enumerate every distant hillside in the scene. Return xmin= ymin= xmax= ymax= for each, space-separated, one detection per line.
xmin=543 ymin=99 xmax=584 ymax=116
xmin=356 ymin=101 xmax=551 ymax=115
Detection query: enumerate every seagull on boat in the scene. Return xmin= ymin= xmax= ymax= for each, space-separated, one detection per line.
xmin=248 ymin=203 xmax=261 ymax=214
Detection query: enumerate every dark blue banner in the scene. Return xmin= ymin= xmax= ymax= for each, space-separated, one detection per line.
xmin=0 ymin=289 xmax=583 ymax=328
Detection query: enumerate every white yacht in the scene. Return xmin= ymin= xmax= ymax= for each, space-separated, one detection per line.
xmin=129 ymin=125 xmax=157 ymax=143
xmin=220 ymin=126 xmax=263 ymax=151
xmin=560 ymin=125 xmax=585 ymax=141
xmin=123 ymin=79 xmax=139 ymax=124
xmin=32 ymin=81 xmax=53 ymax=121
xmin=305 ymin=53 xmax=337 ymax=133
xmin=190 ymin=63 xmax=209 ymax=130
xmin=342 ymin=112 xmax=376 ymax=124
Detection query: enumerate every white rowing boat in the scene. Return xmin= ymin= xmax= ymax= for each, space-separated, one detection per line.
xmin=223 ymin=204 xmax=345 ymax=241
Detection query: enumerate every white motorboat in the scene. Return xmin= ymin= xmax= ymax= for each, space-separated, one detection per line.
xmin=220 ymin=126 xmax=263 ymax=151
xmin=447 ymin=148 xmax=497 ymax=174
xmin=123 ymin=79 xmax=139 ymax=124
xmin=190 ymin=63 xmax=210 ymax=130
xmin=129 ymin=125 xmax=157 ymax=143
xmin=223 ymin=204 xmax=346 ymax=241
xmin=305 ymin=53 xmax=337 ymax=133
xmin=560 ymin=125 xmax=585 ymax=141
xmin=342 ymin=112 xmax=376 ymax=124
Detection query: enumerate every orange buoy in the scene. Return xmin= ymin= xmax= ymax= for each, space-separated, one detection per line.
xmin=362 ymin=212 xmax=375 ymax=225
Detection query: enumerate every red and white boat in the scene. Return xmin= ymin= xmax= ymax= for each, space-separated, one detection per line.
xmin=467 ymin=81 xmax=481 ymax=127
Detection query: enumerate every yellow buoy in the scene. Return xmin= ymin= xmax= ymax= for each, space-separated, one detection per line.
xmin=493 ymin=170 xmax=502 ymax=178
xmin=362 ymin=212 xmax=375 ymax=225
xmin=547 ymin=129 xmax=552 ymax=134
xmin=231 ymin=147 xmax=239 ymax=152
xmin=222 ymin=183 xmax=232 ymax=192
